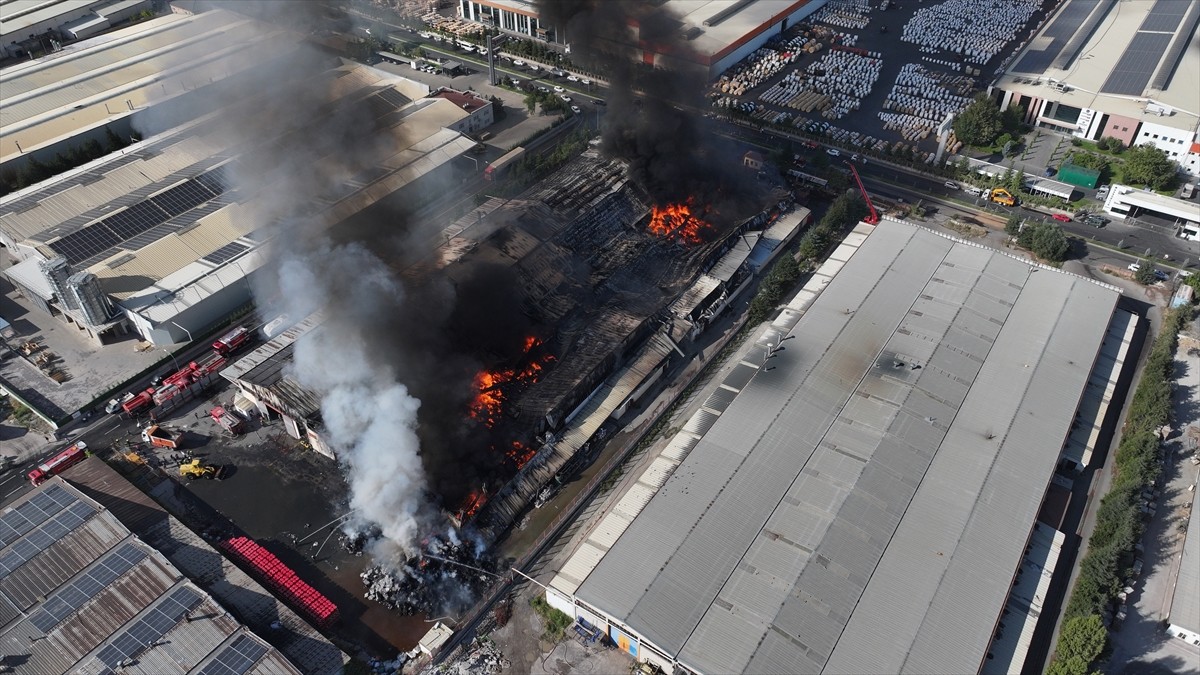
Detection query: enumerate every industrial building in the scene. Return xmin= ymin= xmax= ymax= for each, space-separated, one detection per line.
xmin=548 ymin=219 xmax=1140 ymax=675
xmin=1167 ymin=482 xmax=1200 ymax=646
xmin=0 ymin=458 xmax=346 ymax=675
xmin=1 ymin=62 xmax=478 ymax=346
xmin=458 ymin=0 xmax=830 ymax=77
xmin=1100 ymin=184 xmax=1200 ymax=239
xmin=0 ymin=0 xmax=151 ymax=59
xmin=995 ymin=0 xmax=1200 ymax=178
xmin=1 ymin=7 xmax=303 ymax=174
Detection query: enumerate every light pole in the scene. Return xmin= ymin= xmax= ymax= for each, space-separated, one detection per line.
xmin=161 ymin=348 xmax=180 ymax=373
xmin=169 ymin=320 xmax=193 ymax=343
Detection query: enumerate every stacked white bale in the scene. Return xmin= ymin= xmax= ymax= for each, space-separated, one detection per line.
xmin=812 ymin=0 xmax=872 ymax=30
xmin=900 ymin=0 xmax=1039 ymax=65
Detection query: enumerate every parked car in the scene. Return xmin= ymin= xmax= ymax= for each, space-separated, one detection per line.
xmin=1051 ymin=214 xmax=1071 ymax=222
xmin=570 ymin=105 xmax=581 ymax=113
xmin=1153 ymin=269 xmax=1169 ymax=281
xmin=1128 ymin=263 xmax=1141 ymax=272
xmin=1044 ymin=166 xmax=1056 ymax=177
xmin=593 ymin=99 xmax=606 ymax=106
xmin=944 ymin=181 xmax=959 ymax=190
xmin=826 ymin=148 xmax=841 ymax=157
xmin=559 ymin=94 xmax=571 ymax=102
xmin=553 ymin=85 xmax=564 ymax=93
xmin=1085 ymin=215 xmax=1109 ymax=227
xmin=566 ymin=75 xmax=579 ymax=82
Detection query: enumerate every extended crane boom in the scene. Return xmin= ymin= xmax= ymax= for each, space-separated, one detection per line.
xmin=844 ymin=160 xmax=879 ymax=225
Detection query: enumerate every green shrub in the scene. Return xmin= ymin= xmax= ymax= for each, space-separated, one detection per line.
xmin=530 ymin=595 xmax=573 ymax=642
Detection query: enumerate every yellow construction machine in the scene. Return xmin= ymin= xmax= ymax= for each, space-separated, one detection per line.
xmin=179 ymin=459 xmax=227 ymax=480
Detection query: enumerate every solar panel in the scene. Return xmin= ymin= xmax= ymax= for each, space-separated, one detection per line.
xmin=150 ymin=180 xmax=219 ymax=217
xmin=0 ymin=500 xmax=95 ymax=576
xmin=95 ymin=586 xmax=201 ymax=668
xmin=1151 ymin=0 xmax=1200 ymax=90
xmin=48 ymin=226 xmax=123 ymax=266
xmin=376 ymin=87 xmax=411 ymax=108
xmin=0 ymin=486 xmax=75 ymax=548
xmin=194 ymin=166 xmax=232 ymax=195
xmin=1101 ymin=32 xmax=1172 ymax=94
xmin=1140 ymin=0 xmax=1188 ymax=32
xmin=1012 ymin=0 xmax=1102 ymax=73
xmin=105 ymin=200 xmax=169 ymax=240
xmin=197 ymin=635 xmax=270 ymax=675
xmin=202 ymin=242 xmax=248 ymax=265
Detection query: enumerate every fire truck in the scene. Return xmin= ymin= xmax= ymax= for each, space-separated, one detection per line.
xmin=121 ymin=388 xmax=157 ymax=416
xmin=212 ymin=326 xmax=252 ymax=357
xmin=28 ymin=442 xmax=88 ymax=486
xmin=211 ymin=406 xmax=246 ymax=436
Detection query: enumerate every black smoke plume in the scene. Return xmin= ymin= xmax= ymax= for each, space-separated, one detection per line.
xmin=538 ymin=0 xmax=762 ymax=216
xmin=173 ymin=2 xmax=544 ymax=564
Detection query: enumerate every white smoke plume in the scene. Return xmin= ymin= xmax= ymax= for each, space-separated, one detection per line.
xmin=270 ymin=240 xmax=434 ymax=559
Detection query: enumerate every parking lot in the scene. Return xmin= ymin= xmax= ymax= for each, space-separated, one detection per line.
xmin=710 ymin=0 xmax=1059 ymax=159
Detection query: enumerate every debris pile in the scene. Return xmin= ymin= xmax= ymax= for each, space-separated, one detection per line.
xmin=420 ymin=638 xmax=508 ymax=675
xmin=361 ymin=533 xmax=499 ymax=615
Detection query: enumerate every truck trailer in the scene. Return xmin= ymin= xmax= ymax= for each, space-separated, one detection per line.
xmin=142 ymin=425 xmax=182 ymax=449
xmin=483 ymin=147 xmax=525 ymax=181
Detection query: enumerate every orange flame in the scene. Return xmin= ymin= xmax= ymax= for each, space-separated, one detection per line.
xmin=457 ymin=489 xmax=487 ymax=523
xmin=468 ymin=337 xmax=555 ymax=428
xmin=648 ymin=200 xmax=710 ymax=245
xmin=506 ymin=440 xmax=537 ymax=469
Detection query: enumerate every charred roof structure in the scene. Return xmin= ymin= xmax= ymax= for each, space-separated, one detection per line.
xmin=0 ymin=458 xmax=346 ymax=675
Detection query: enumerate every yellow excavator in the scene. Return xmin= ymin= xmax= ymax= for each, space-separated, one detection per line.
xmin=179 ymin=459 xmax=227 ymax=480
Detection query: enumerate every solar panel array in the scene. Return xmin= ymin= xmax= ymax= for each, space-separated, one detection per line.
xmin=0 ymin=500 xmax=96 ymax=576
xmin=1011 ymin=0 xmax=1102 ymax=73
xmin=197 ymin=634 xmax=270 ymax=675
xmin=94 ymin=586 xmax=202 ymax=669
xmin=0 ymin=485 xmax=76 ymax=550
xmin=1101 ymin=32 xmax=1173 ymax=95
xmin=202 ymin=242 xmax=248 ymax=265
xmin=27 ymin=542 xmax=149 ymax=633
xmin=375 ymin=87 xmax=411 ymax=109
xmin=1150 ymin=0 xmax=1200 ymax=90
xmin=46 ymin=166 xmax=232 ymax=266
xmin=1101 ymin=0 xmax=1188 ymax=94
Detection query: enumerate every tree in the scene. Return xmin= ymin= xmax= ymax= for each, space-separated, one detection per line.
xmin=1097 ymin=136 xmax=1124 ymax=153
xmin=1016 ymin=221 xmax=1070 ymax=263
xmin=1123 ymin=144 xmax=1177 ymax=190
xmin=1134 ymin=259 xmax=1158 ymax=284
xmin=1001 ymin=103 xmax=1027 ymax=134
xmin=1005 ymin=214 xmax=1022 ymax=236
xmin=1053 ymin=614 xmax=1108 ymax=671
xmin=952 ymin=94 xmax=1003 ymax=147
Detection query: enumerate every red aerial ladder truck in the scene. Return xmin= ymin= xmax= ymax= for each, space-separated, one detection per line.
xmin=844 ymin=160 xmax=879 ymax=225
xmin=28 ymin=442 xmax=88 ymax=486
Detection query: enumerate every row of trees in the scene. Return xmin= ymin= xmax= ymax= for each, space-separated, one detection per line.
xmin=747 ymin=193 xmax=869 ymax=324
xmin=0 ymin=127 xmax=137 ymax=197
xmin=1048 ymin=305 xmax=1194 ymax=674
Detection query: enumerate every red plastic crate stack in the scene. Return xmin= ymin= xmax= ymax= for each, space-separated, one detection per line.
xmin=221 ymin=537 xmax=339 ymax=627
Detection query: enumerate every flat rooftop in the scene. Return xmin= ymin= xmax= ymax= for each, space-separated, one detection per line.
xmin=1000 ymin=0 xmax=1200 ymax=131
xmin=0 ymin=8 xmax=302 ymax=163
xmin=664 ymin=0 xmax=816 ymax=65
xmin=571 ymin=220 xmax=1122 ymax=674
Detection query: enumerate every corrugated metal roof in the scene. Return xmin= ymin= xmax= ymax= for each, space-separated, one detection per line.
xmin=0 ymin=474 xmax=313 ymax=675
xmin=1171 ymin=464 xmax=1200 ymax=634
xmin=571 ymin=220 xmax=1122 ymax=674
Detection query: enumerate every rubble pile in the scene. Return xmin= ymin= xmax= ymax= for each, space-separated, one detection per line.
xmin=420 ymin=638 xmax=508 ymax=675
xmin=361 ymin=533 xmax=499 ymax=615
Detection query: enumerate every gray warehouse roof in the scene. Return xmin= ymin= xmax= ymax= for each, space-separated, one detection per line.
xmin=574 ymin=220 xmax=1121 ymax=674
xmin=0 ymin=479 xmax=303 ymax=675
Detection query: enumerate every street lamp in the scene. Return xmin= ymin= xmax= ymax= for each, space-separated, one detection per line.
xmin=161 ymin=348 xmax=180 ymax=373
xmin=169 ymin=320 xmax=193 ymax=343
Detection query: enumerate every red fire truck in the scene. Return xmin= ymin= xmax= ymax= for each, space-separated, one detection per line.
xmin=28 ymin=442 xmax=88 ymax=486
xmin=212 ymin=326 xmax=251 ymax=357
xmin=121 ymin=388 xmax=157 ymax=416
